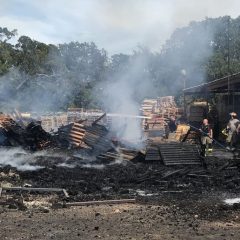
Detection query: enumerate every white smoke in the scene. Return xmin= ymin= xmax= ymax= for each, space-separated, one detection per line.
xmin=0 ymin=147 xmax=44 ymax=171
xmin=103 ymin=79 xmax=142 ymax=142
xmin=99 ymin=51 xmax=156 ymax=143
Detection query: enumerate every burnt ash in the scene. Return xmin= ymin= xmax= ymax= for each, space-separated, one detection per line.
xmin=3 ymin=153 xmax=239 ymax=203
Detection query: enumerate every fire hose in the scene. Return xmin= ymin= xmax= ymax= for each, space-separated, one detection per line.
xmin=187 ymin=123 xmax=230 ymax=151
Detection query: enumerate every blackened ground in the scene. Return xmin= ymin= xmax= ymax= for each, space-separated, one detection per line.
xmin=1 ymin=149 xmax=240 ymax=239
xmin=12 ymin=152 xmax=240 ymax=202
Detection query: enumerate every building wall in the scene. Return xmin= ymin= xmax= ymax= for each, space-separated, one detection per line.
xmin=215 ymin=93 xmax=240 ymax=128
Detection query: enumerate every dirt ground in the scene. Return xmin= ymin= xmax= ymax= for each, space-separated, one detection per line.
xmin=1 ymin=197 xmax=240 ymax=240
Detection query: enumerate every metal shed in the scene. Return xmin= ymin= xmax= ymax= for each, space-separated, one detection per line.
xmin=183 ymin=72 xmax=240 ymax=132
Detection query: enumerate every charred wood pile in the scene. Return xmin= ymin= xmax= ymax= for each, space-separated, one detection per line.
xmin=57 ymin=118 xmax=142 ymax=161
xmin=58 ymin=122 xmax=86 ymax=147
xmin=145 ymin=144 xmax=161 ymax=161
xmin=97 ymin=148 xmax=140 ymax=162
xmin=0 ymin=112 xmax=204 ymax=165
xmin=0 ymin=114 xmax=52 ymax=150
xmin=158 ymin=143 xmax=202 ymax=165
xmin=58 ymin=120 xmax=112 ymax=151
xmin=1 ymin=151 xmax=239 ymax=209
xmin=145 ymin=142 xmax=202 ymax=166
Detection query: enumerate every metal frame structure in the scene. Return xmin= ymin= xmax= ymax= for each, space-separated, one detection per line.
xmin=183 ymin=72 xmax=240 ymax=116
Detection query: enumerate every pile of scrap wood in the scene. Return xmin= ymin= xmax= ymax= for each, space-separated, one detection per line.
xmin=0 ymin=114 xmax=52 ymax=150
xmin=57 ymin=114 xmax=141 ymax=161
xmin=57 ymin=115 xmax=112 ymax=153
xmin=58 ymin=122 xmax=86 ymax=148
xmin=97 ymin=148 xmax=140 ymax=162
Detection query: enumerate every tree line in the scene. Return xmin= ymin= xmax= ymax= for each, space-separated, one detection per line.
xmin=0 ymin=16 xmax=240 ymax=111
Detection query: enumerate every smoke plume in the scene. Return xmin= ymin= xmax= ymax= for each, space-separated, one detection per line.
xmin=0 ymin=147 xmax=43 ymax=171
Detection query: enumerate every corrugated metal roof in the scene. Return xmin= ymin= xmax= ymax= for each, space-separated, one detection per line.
xmin=183 ymin=72 xmax=240 ymax=93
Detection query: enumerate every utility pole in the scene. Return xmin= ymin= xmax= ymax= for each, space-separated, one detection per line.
xmin=227 ymin=16 xmax=230 ymax=75
xmin=227 ymin=16 xmax=231 ymax=110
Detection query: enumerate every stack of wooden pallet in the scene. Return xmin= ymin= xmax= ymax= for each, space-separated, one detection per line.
xmin=141 ymin=96 xmax=183 ymax=119
xmin=141 ymin=99 xmax=157 ymax=117
xmin=141 ymin=96 xmax=183 ymax=131
xmin=40 ymin=114 xmax=68 ymax=132
xmin=156 ymin=96 xmax=183 ymax=119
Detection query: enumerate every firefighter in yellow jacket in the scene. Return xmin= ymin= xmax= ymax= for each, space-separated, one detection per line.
xmin=200 ymin=119 xmax=213 ymax=156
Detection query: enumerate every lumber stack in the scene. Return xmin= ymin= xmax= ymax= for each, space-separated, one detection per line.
xmin=141 ymin=99 xmax=157 ymax=117
xmin=40 ymin=114 xmax=68 ymax=132
xmin=141 ymin=96 xmax=183 ymax=133
xmin=141 ymin=96 xmax=183 ymax=119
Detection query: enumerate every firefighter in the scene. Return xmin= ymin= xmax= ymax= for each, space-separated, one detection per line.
xmin=226 ymin=112 xmax=239 ymax=150
xmin=200 ymin=119 xmax=213 ymax=156
xmin=168 ymin=116 xmax=177 ymax=132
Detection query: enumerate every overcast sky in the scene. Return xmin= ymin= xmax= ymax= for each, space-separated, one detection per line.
xmin=1 ymin=0 xmax=240 ymax=54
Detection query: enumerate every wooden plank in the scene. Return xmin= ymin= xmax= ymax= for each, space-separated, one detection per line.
xmin=68 ymin=133 xmax=84 ymax=140
xmin=73 ymin=123 xmax=85 ymax=128
xmin=71 ymin=127 xmax=86 ymax=133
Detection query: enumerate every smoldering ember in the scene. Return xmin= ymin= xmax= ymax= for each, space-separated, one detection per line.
xmin=2 ymin=3 xmax=240 ymax=240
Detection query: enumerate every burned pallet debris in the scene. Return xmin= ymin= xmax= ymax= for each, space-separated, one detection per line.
xmin=58 ymin=122 xmax=86 ymax=147
xmin=0 ymin=114 xmax=53 ymax=150
xmin=145 ymin=144 xmax=161 ymax=161
xmin=57 ymin=119 xmax=140 ymax=162
xmin=58 ymin=121 xmax=112 ymax=151
xmin=97 ymin=148 xmax=139 ymax=162
xmin=159 ymin=142 xmax=202 ymax=166
xmin=83 ymin=124 xmax=110 ymax=151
